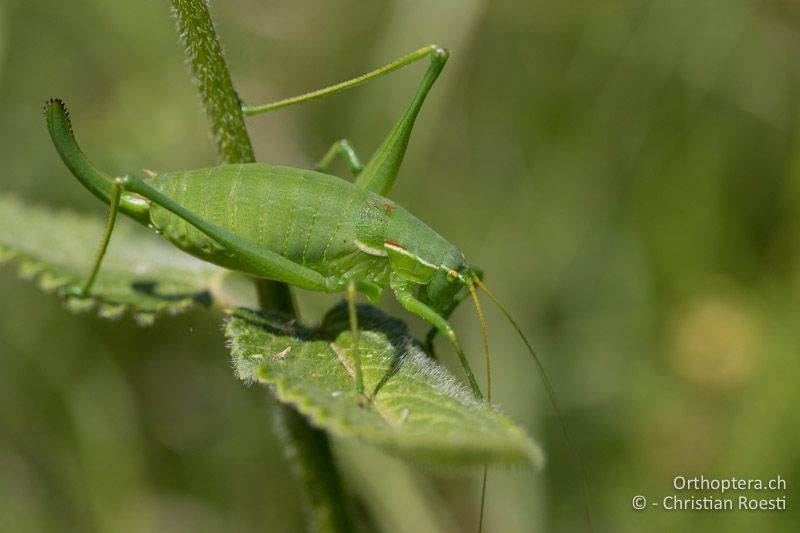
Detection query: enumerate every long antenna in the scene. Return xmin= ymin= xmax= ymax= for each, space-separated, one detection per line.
xmin=468 ymin=282 xmax=491 ymax=533
xmin=469 ymin=282 xmax=491 ymax=401
xmin=472 ymin=277 xmax=593 ymax=532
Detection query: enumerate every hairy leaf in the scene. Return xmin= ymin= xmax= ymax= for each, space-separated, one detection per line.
xmin=0 ymin=194 xmax=230 ymax=323
xmin=227 ymin=304 xmax=543 ymax=468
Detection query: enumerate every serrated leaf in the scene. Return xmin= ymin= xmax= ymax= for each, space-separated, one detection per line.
xmin=227 ymin=304 xmax=543 ymax=469
xmin=0 ymin=193 xmax=232 ymax=319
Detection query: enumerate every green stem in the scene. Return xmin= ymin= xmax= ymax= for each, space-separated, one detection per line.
xmin=170 ymin=0 xmax=254 ymax=164
xmin=277 ymin=405 xmax=358 ymax=533
xmin=169 ymin=2 xmax=355 ymax=531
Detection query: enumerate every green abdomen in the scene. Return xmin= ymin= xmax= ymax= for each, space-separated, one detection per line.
xmin=147 ymin=164 xmax=384 ymax=281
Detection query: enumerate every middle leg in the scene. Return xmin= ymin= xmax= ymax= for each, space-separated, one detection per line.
xmin=315 ymin=139 xmax=363 ymax=178
xmin=346 ymin=281 xmax=368 ymax=405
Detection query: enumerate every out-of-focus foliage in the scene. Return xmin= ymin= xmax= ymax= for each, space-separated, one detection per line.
xmin=1 ymin=1 xmax=798 ymax=532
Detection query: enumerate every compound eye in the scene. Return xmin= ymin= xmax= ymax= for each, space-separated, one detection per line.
xmin=447 ymin=269 xmax=458 ymax=282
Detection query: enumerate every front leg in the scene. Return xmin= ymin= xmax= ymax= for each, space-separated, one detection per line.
xmin=390 ymin=274 xmax=483 ymax=400
xmin=424 ymin=287 xmax=471 ymax=357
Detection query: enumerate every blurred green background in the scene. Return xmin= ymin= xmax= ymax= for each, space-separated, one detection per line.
xmin=1 ymin=0 xmax=799 ymax=531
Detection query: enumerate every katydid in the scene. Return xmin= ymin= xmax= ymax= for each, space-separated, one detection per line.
xmin=45 ymin=44 xmax=591 ymax=529
xmin=46 ymin=46 xmax=492 ymax=400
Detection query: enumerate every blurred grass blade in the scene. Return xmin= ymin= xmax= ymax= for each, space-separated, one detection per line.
xmin=227 ymin=304 xmax=543 ymax=468
xmin=0 ymin=193 xmax=225 ymax=323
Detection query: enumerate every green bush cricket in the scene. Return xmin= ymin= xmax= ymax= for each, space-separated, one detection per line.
xmin=45 ymin=44 xmax=591 ymax=530
xmin=45 ymin=45 xmax=493 ymax=401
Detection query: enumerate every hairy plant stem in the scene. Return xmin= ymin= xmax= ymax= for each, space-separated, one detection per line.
xmin=170 ymin=1 xmax=355 ymax=531
xmin=170 ymin=0 xmax=254 ymax=164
